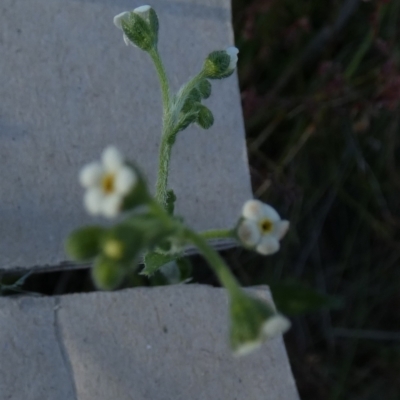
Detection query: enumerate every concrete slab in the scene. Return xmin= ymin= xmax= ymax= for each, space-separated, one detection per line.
xmin=0 ymin=285 xmax=299 ymax=400
xmin=0 ymin=0 xmax=251 ymax=271
xmin=0 ymin=296 xmax=76 ymax=399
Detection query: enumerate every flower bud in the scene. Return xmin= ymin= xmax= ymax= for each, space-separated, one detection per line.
xmin=92 ymin=256 xmax=125 ymax=291
xmin=198 ymin=79 xmax=212 ymax=99
xmin=66 ymin=226 xmax=105 ymax=261
xmin=114 ymin=6 xmax=159 ymax=51
xmin=196 ymin=105 xmax=214 ymax=129
xmin=229 ymin=290 xmax=291 ymax=356
xmin=103 ymin=225 xmax=144 ymax=262
xmin=203 ymin=47 xmax=239 ymax=79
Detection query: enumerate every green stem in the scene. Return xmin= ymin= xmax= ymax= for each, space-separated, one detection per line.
xmin=149 ymin=48 xmax=171 ymax=114
xmin=155 ymin=136 xmax=172 ymax=208
xmin=149 ymin=47 xmax=174 ymax=209
xmin=200 ymin=229 xmax=234 ymax=241
xmin=184 ymin=228 xmax=241 ymax=294
xmin=150 ymin=52 xmax=205 ymax=209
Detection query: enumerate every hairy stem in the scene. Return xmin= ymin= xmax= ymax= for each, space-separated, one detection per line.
xmin=149 ymin=48 xmax=171 ymax=115
xmin=185 ymin=228 xmax=240 ymax=294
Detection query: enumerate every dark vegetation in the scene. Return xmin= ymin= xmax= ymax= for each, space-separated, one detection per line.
xmin=232 ymin=0 xmax=400 ymax=398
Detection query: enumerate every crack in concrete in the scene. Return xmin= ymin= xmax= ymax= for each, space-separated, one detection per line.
xmin=53 ymin=297 xmax=78 ymax=400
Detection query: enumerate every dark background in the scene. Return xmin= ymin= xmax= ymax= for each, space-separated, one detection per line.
xmin=230 ymin=0 xmax=400 ymax=398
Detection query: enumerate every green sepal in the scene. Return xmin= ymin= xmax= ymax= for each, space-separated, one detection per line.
xmin=166 ymin=189 xmax=176 ymax=215
xmin=141 ymin=251 xmax=179 ymax=277
xmin=198 ymin=79 xmax=212 ymax=99
xmin=203 ymin=51 xmax=230 ymax=79
xmin=148 ymin=8 xmax=159 ymax=45
xmin=122 ymin=13 xmax=153 ymax=51
xmin=212 ymin=69 xmax=235 ymax=80
xmin=92 ymin=256 xmax=125 ymax=291
xmin=189 ymin=88 xmax=202 ymax=103
xmin=66 ymin=226 xmax=105 ymax=261
xmin=196 ymin=105 xmax=214 ymax=129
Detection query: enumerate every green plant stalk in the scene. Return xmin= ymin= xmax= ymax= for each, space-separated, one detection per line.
xmin=184 ymin=228 xmax=241 ymax=295
xmin=149 ymin=48 xmax=171 ymax=114
xmin=149 ymin=47 xmax=175 ymax=209
xmin=151 ymin=49 xmax=206 ymax=209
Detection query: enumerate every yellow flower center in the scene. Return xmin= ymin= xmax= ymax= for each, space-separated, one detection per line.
xmin=259 ymin=219 xmax=273 ymax=234
xmin=102 ymin=173 xmax=115 ymax=194
xmin=104 ymin=239 xmax=124 ymax=260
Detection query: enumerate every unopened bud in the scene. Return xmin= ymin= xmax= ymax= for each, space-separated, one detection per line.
xmin=203 ymin=47 xmax=239 ymax=79
xmin=197 ymin=105 xmax=214 ymax=129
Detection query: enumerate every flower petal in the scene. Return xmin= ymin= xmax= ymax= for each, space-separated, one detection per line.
xmin=115 ymin=166 xmax=137 ymax=195
xmin=84 ymin=188 xmax=104 ymax=215
xmin=134 ymin=5 xmax=151 ymax=14
xmin=79 ymin=162 xmax=103 ymax=188
xmin=113 ymin=11 xmax=130 ymax=29
xmin=237 ymin=219 xmax=261 ymax=247
xmin=123 ymin=34 xmax=132 ymax=46
xmin=261 ymin=203 xmax=281 ymax=222
xmin=226 ymin=46 xmax=239 ymax=70
xmin=101 ymin=194 xmax=122 ymax=218
xmin=102 ymin=146 xmax=124 ymax=172
xmin=242 ymin=200 xmax=264 ymax=221
xmin=256 ymin=236 xmax=280 ymax=255
xmin=262 ymin=315 xmax=291 ymax=339
xmin=233 ymin=340 xmax=263 ymax=357
xmin=273 ymin=220 xmax=290 ymax=240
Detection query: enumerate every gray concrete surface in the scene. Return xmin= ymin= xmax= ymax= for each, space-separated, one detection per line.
xmin=0 ymin=285 xmax=299 ymax=400
xmin=0 ymin=0 xmax=251 ymax=271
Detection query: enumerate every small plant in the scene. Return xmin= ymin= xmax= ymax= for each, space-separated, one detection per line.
xmin=66 ymin=5 xmax=290 ymax=356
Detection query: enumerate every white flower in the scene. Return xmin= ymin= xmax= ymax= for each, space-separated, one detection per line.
xmin=234 ymin=315 xmax=291 ymax=357
xmin=79 ymin=146 xmax=137 ymax=218
xmin=237 ymin=200 xmax=289 ymax=255
xmin=262 ymin=314 xmax=291 ymax=339
xmin=226 ymin=47 xmax=239 ymax=71
xmin=113 ymin=6 xmax=152 ymax=46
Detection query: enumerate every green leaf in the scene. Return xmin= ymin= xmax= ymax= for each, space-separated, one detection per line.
xmin=142 ymin=251 xmax=179 ymax=277
xmin=270 ymin=282 xmax=343 ymax=316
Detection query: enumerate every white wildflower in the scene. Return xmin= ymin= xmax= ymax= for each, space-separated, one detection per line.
xmin=237 ymin=200 xmax=289 ymax=255
xmin=79 ymin=146 xmax=137 ymax=218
